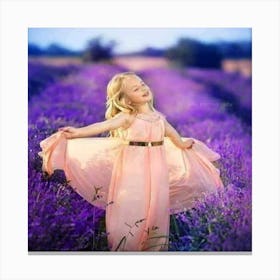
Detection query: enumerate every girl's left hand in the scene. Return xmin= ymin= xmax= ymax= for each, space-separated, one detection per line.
xmin=57 ymin=126 xmax=80 ymax=139
xmin=182 ymin=138 xmax=195 ymax=149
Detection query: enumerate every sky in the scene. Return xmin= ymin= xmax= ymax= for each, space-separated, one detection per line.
xmin=28 ymin=28 xmax=251 ymax=54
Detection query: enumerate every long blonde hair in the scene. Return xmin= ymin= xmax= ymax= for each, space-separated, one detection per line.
xmin=105 ymin=71 xmax=155 ymax=137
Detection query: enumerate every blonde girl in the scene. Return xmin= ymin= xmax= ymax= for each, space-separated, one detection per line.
xmin=39 ymin=71 xmax=223 ymax=251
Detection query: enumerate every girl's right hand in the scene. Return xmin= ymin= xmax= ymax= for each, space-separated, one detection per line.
xmin=57 ymin=126 xmax=80 ymax=139
xmin=182 ymin=138 xmax=195 ymax=149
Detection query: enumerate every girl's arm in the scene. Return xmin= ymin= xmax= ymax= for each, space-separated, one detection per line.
xmin=163 ymin=118 xmax=194 ymax=149
xmin=59 ymin=112 xmax=130 ymax=138
xmin=76 ymin=112 xmax=130 ymax=137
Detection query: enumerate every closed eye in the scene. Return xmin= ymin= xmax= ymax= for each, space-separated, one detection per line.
xmin=133 ymin=82 xmax=145 ymax=92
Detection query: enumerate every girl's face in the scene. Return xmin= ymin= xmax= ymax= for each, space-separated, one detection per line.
xmin=122 ymin=75 xmax=152 ymax=105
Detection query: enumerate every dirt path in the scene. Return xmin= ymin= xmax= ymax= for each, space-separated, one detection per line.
xmin=112 ymin=55 xmax=171 ymax=71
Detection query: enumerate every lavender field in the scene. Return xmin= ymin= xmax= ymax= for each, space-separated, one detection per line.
xmin=28 ymin=59 xmax=252 ymax=251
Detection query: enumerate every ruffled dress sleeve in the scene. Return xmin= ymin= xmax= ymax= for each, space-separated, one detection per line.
xmin=38 ymin=131 xmax=124 ymax=210
xmin=164 ymin=136 xmax=224 ymax=214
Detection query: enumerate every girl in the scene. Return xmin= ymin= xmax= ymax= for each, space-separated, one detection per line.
xmin=38 ymin=71 xmax=224 ymax=252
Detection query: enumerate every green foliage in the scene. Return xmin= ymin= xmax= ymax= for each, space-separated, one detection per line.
xmin=82 ymin=36 xmax=117 ymax=62
xmin=165 ymin=38 xmax=222 ymax=68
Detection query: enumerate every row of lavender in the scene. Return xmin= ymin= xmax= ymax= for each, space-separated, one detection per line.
xmin=28 ymin=61 xmax=81 ymax=101
xmin=185 ymin=68 xmax=252 ymax=112
xmin=28 ymin=62 xmax=251 ymax=251
xmin=140 ymin=68 xmax=251 ymax=251
xmin=184 ymin=68 xmax=252 ymax=126
xmin=29 ymin=62 xmax=128 ymax=251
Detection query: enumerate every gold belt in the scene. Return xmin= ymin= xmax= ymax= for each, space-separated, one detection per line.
xmin=127 ymin=140 xmax=164 ymax=147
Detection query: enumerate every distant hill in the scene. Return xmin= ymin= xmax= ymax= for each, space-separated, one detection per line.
xmin=28 ymin=43 xmax=82 ymax=56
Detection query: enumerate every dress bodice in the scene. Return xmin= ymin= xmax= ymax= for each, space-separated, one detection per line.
xmin=117 ymin=111 xmax=165 ymax=142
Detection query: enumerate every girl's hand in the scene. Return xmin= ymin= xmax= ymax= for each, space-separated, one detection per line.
xmin=57 ymin=126 xmax=80 ymax=139
xmin=182 ymin=138 xmax=195 ymax=149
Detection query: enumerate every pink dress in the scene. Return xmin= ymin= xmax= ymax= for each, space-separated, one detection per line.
xmin=38 ymin=111 xmax=224 ymax=251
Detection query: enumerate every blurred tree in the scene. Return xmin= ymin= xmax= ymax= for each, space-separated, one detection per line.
xmin=217 ymin=41 xmax=251 ymax=59
xmin=82 ymin=36 xmax=117 ymax=63
xmin=165 ymin=38 xmax=222 ymax=69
